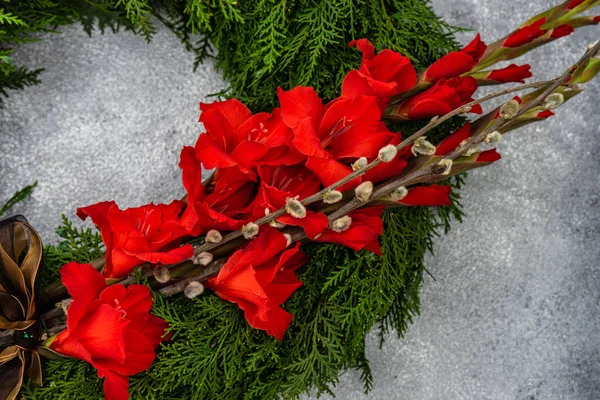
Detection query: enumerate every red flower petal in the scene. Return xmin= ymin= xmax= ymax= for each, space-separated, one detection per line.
xmin=59 ymin=262 xmax=107 ymax=331
xmin=291 ymin=117 xmax=330 ymax=158
xmin=398 ymin=185 xmax=452 ymax=206
xmin=566 ymin=0 xmax=585 ymax=9
xmin=315 ymin=206 xmax=384 ymax=254
xmin=305 ymin=157 xmax=361 ymax=192
xmin=461 ymin=34 xmax=487 ymax=61
xmin=349 ymin=38 xmax=375 ymax=59
xmin=98 ymin=370 xmax=129 ymax=400
xmin=423 ymin=52 xmax=478 ymax=82
xmin=537 ymin=110 xmax=555 ymax=118
xmin=549 ymin=24 xmax=575 ymax=39
xmin=70 ymin=303 xmax=128 ymax=364
xmin=435 ymin=123 xmax=470 ymax=156
xmin=194 ymin=133 xmax=239 ymax=170
xmin=503 ymin=18 xmax=547 ymax=48
xmin=487 ymin=64 xmax=532 ymax=83
xmin=278 ymin=211 xmax=329 ymax=240
xmin=475 ymin=149 xmax=502 ymax=163
xmin=278 ymin=86 xmax=325 ymax=130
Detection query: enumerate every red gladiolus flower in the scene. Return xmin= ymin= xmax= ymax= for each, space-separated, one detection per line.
xmin=179 ymin=147 xmax=254 ymax=236
xmin=77 ymin=201 xmax=193 ymax=279
xmin=314 ymin=206 xmax=384 ymax=255
xmin=423 ymin=34 xmax=487 ymax=82
xmin=503 ymin=18 xmax=547 ymax=48
xmin=195 ymin=99 xmax=301 ymax=179
xmin=50 ymin=262 xmax=169 ymax=400
xmin=486 ymin=64 xmax=533 ymax=83
xmin=342 ymin=38 xmax=417 ymax=104
xmin=397 ymin=185 xmax=452 ymax=207
xmin=204 ymin=228 xmax=308 ymax=340
xmin=248 ymin=165 xmax=329 ymax=239
xmin=278 ymin=86 xmax=394 ymax=160
xmin=391 ymin=76 xmax=481 ymax=120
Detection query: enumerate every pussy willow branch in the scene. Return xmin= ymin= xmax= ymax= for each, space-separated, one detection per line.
xmin=152 ymin=42 xmax=600 ymax=298
xmin=187 ymin=78 xmax=557 ymax=256
xmin=41 ymin=42 xmax=599 ymax=307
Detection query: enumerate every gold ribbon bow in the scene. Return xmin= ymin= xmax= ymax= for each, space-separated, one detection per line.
xmin=0 ymin=216 xmax=43 ymax=400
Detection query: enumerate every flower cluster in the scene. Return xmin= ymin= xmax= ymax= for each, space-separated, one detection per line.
xmin=77 ymin=35 xmax=516 ymax=341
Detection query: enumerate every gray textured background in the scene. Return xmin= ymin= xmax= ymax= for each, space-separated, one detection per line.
xmin=1 ymin=1 xmax=599 ymax=399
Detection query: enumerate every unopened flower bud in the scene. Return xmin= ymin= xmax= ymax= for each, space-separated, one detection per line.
xmin=435 ymin=159 xmax=453 ymax=175
xmin=184 ymin=281 xmax=204 ymax=299
xmin=331 ymin=215 xmax=352 ymax=233
xmin=543 ymin=93 xmax=564 ymax=110
xmin=285 ymin=197 xmax=306 ymax=219
xmin=352 ymin=157 xmax=368 ymax=171
xmin=192 ymin=251 xmax=213 ymax=266
xmin=205 ymin=229 xmax=222 ymax=243
xmin=412 ymin=137 xmax=436 ymax=156
xmin=323 ymin=190 xmax=343 ymax=204
xmin=500 ymin=99 xmax=519 ymax=120
xmin=355 ymin=181 xmax=373 ymax=202
xmin=378 ymin=144 xmax=398 ymax=162
xmin=283 ymin=233 xmax=293 ymax=247
xmin=388 ymin=186 xmax=408 ymax=201
xmin=484 ymin=131 xmax=502 ymax=147
xmin=153 ymin=266 xmax=171 ymax=283
xmin=242 ymin=222 xmax=259 ymax=239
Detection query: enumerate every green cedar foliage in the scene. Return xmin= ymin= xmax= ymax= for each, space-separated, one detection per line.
xmin=39 ymin=215 xmax=105 ymax=288
xmin=155 ymin=0 xmax=465 ymax=110
xmin=17 ymin=1 xmax=468 ymax=399
xmin=0 ymin=181 xmax=37 ymax=217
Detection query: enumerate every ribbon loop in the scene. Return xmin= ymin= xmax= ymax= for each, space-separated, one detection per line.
xmin=0 ymin=216 xmax=44 ymax=400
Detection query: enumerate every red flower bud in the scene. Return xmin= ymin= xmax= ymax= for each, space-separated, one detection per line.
xmin=475 ymin=149 xmax=502 ymax=163
xmin=391 ymin=77 xmax=481 ymax=120
xmin=536 ymin=110 xmax=555 ymax=118
xmin=566 ymin=0 xmax=585 ymax=9
xmin=314 ymin=206 xmax=385 ymax=255
xmin=486 ymin=64 xmax=533 ymax=83
xmin=423 ymin=34 xmax=487 ymax=82
xmin=503 ymin=18 xmax=547 ymax=48
xmin=435 ymin=123 xmax=470 ymax=156
xmin=396 ymin=185 xmax=452 ymax=207
xmin=549 ymin=24 xmax=575 ymax=39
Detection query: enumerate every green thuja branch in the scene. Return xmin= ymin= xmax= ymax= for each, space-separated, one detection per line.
xmin=0 ymin=181 xmax=37 ymax=217
xmin=40 ymin=215 xmax=105 ymax=287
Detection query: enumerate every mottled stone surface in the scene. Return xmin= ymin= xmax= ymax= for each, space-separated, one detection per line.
xmin=0 ymin=1 xmax=599 ymax=399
